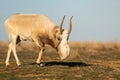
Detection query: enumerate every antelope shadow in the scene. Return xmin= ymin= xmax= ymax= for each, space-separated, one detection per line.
xmin=30 ymin=61 xmax=92 ymax=67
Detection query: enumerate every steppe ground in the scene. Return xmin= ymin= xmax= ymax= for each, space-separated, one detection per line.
xmin=0 ymin=40 xmax=120 ymax=80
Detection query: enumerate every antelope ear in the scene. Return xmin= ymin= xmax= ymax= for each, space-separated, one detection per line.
xmin=54 ymin=28 xmax=59 ymax=35
xmin=54 ymin=28 xmax=61 ymax=39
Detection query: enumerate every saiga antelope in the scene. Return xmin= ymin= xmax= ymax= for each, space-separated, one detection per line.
xmin=4 ymin=14 xmax=73 ymax=66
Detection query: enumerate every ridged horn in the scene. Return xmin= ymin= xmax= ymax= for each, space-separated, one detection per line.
xmin=68 ymin=16 xmax=73 ymax=34
xmin=60 ymin=16 xmax=65 ymax=34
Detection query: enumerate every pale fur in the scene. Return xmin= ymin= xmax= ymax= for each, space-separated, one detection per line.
xmin=58 ymin=30 xmax=70 ymax=59
xmin=4 ymin=14 xmax=72 ymax=66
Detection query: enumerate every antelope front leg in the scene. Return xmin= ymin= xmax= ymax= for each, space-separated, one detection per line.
xmin=36 ymin=48 xmax=44 ymax=64
xmin=32 ymin=36 xmax=45 ymax=65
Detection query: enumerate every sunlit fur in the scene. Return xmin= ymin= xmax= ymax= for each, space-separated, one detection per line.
xmin=4 ymin=14 xmax=72 ymax=66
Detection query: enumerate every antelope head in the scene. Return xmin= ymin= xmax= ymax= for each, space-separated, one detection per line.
xmin=57 ymin=16 xmax=73 ymax=60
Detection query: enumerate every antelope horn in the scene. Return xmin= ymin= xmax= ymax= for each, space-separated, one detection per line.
xmin=60 ymin=16 xmax=65 ymax=34
xmin=68 ymin=16 xmax=73 ymax=34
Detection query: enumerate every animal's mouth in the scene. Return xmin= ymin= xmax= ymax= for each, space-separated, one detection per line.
xmin=57 ymin=43 xmax=70 ymax=60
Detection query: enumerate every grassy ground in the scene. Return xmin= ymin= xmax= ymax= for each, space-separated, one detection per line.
xmin=0 ymin=41 xmax=120 ymax=80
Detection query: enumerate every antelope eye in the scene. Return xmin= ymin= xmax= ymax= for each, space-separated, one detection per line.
xmin=56 ymin=35 xmax=62 ymax=41
xmin=58 ymin=38 xmax=61 ymax=41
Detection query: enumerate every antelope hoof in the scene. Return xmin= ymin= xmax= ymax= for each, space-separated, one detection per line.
xmin=5 ymin=62 xmax=10 ymax=66
xmin=39 ymin=63 xmax=44 ymax=67
xmin=36 ymin=62 xmax=44 ymax=67
xmin=36 ymin=60 xmax=40 ymax=64
xmin=17 ymin=61 xmax=21 ymax=66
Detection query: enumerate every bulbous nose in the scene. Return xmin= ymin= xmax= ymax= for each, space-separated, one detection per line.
xmin=58 ymin=44 xmax=70 ymax=60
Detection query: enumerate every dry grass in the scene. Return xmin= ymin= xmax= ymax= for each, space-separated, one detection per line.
xmin=0 ymin=40 xmax=120 ymax=80
xmin=69 ymin=41 xmax=120 ymax=55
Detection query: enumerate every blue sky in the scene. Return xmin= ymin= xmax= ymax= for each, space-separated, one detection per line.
xmin=0 ymin=0 xmax=120 ymax=41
